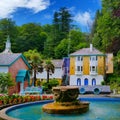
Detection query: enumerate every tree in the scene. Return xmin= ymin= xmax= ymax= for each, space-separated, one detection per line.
xmin=113 ymin=51 xmax=120 ymax=76
xmin=43 ymin=37 xmax=55 ymax=58
xmin=92 ymin=0 xmax=120 ymax=54
xmin=0 ymin=18 xmax=18 ymax=52
xmin=24 ymin=49 xmax=43 ymax=86
xmin=54 ymin=29 xmax=88 ymax=59
xmin=53 ymin=7 xmax=73 ymax=44
xmin=69 ymin=29 xmax=87 ymax=51
xmin=0 ymin=73 xmax=14 ymax=93
xmin=91 ymin=10 xmax=101 ymax=37
xmin=16 ymin=23 xmax=46 ymax=53
xmin=53 ymin=11 xmax=60 ymax=45
xmin=54 ymin=38 xmax=70 ymax=58
xmin=59 ymin=7 xmax=73 ymax=35
xmin=39 ymin=31 xmax=48 ymax=53
xmin=44 ymin=59 xmax=55 ymax=83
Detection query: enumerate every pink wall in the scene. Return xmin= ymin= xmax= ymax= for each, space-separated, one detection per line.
xmin=8 ymin=57 xmax=29 ymax=95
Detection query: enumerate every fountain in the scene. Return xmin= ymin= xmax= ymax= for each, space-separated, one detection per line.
xmin=1 ymin=92 xmax=120 ymax=119
xmin=42 ymin=86 xmax=89 ymax=114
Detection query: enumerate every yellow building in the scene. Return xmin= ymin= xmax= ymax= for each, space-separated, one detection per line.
xmin=69 ymin=44 xmax=113 ymax=86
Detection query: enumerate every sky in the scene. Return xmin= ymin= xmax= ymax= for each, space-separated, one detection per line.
xmin=0 ymin=0 xmax=102 ymax=32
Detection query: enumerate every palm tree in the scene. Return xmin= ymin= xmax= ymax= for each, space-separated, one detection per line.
xmin=24 ymin=49 xmax=43 ymax=86
xmin=44 ymin=59 xmax=55 ymax=83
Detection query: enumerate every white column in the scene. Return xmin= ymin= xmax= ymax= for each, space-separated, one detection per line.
xmin=20 ymin=82 xmax=24 ymax=95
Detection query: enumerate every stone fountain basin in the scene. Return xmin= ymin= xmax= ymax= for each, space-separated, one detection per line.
xmin=42 ymin=86 xmax=89 ymax=114
xmin=42 ymin=101 xmax=89 ymax=114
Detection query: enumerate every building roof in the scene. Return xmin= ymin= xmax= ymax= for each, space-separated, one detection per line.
xmin=52 ymin=59 xmax=63 ymax=68
xmin=0 ymin=53 xmax=31 ymax=68
xmin=70 ymin=47 xmax=104 ymax=56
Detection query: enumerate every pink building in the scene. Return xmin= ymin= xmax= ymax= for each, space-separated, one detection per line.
xmin=0 ymin=36 xmax=31 ymax=95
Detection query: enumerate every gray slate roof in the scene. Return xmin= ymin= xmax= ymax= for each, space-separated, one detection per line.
xmin=0 ymin=53 xmax=22 ymax=66
xmin=70 ymin=47 xmax=103 ymax=56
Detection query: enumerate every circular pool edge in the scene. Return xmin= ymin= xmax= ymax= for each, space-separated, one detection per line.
xmin=0 ymin=100 xmax=53 ymax=120
xmin=1 ymin=97 xmax=120 ymax=120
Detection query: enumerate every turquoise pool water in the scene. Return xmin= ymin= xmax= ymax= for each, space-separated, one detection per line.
xmin=7 ymin=98 xmax=120 ymax=120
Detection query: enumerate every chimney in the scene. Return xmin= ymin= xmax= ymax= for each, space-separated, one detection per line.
xmin=90 ymin=44 xmax=93 ymax=52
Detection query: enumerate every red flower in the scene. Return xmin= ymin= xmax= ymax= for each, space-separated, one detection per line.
xmin=49 ymin=95 xmax=53 ymax=99
xmin=42 ymin=95 xmax=48 ymax=100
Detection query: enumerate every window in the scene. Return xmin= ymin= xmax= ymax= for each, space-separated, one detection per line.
xmin=77 ymin=78 xmax=81 ymax=86
xmin=90 ymin=56 xmax=97 ymax=61
xmin=84 ymin=78 xmax=88 ymax=85
xmin=77 ymin=66 xmax=80 ymax=71
xmin=77 ymin=56 xmax=80 ymax=61
xmin=90 ymin=66 xmax=97 ymax=72
xmin=81 ymin=66 xmax=83 ymax=71
xmin=77 ymin=66 xmax=83 ymax=72
xmin=81 ymin=56 xmax=83 ymax=61
xmin=77 ymin=56 xmax=83 ymax=61
xmin=92 ymin=78 xmax=96 ymax=85
xmin=92 ymin=66 xmax=95 ymax=71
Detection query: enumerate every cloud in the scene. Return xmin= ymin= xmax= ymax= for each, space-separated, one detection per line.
xmin=74 ymin=11 xmax=93 ymax=28
xmin=0 ymin=0 xmax=50 ymax=18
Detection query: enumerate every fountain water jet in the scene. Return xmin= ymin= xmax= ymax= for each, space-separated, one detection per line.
xmin=42 ymin=86 xmax=89 ymax=114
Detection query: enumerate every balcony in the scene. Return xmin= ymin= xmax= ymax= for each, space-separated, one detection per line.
xmin=75 ymin=71 xmax=83 ymax=75
xmin=90 ymin=61 xmax=98 ymax=66
xmin=90 ymin=71 xmax=98 ymax=75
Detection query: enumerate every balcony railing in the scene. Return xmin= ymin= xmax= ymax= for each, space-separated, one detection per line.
xmin=75 ymin=71 xmax=83 ymax=75
xmin=90 ymin=71 xmax=98 ymax=75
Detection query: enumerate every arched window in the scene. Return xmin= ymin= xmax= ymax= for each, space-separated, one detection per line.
xmin=77 ymin=78 xmax=81 ymax=86
xmin=84 ymin=78 xmax=88 ymax=85
xmin=92 ymin=78 xmax=96 ymax=86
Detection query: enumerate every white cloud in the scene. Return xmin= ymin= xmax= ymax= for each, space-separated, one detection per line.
xmin=0 ymin=0 xmax=50 ymax=18
xmin=74 ymin=11 xmax=93 ymax=28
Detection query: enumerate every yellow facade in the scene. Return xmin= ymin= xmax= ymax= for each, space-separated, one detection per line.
xmin=70 ymin=55 xmax=113 ymax=76
xmin=83 ymin=56 xmax=90 ymax=75
xmin=106 ymin=54 xmax=113 ymax=73
xmin=70 ymin=57 xmax=75 ymax=75
xmin=98 ymin=56 xmax=105 ymax=75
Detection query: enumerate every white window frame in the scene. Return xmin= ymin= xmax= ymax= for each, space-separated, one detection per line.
xmin=77 ymin=66 xmax=83 ymax=72
xmin=77 ymin=56 xmax=83 ymax=61
xmin=90 ymin=56 xmax=97 ymax=61
xmin=90 ymin=66 xmax=97 ymax=72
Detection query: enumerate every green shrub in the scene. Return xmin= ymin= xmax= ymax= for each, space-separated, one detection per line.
xmin=101 ymin=81 xmax=105 ymax=85
xmin=0 ymin=73 xmax=14 ymax=93
xmin=42 ymin=79 xmax=59 ymax=92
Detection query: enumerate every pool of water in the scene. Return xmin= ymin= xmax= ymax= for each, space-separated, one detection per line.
xmin=6 ymin=98 xmax=120 ymax=120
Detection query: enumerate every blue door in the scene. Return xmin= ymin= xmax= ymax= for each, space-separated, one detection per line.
xmin=84 ymin=78 xmax=88 ymax=85
xmin=92 ymin=78 xmax=96 ymax=85
xmin=77 ymin=78 xmax=81 ymax=86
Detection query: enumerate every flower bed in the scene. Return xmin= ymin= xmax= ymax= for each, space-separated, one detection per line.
xmin=0 ymin=94 xmax=53 ymax=110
